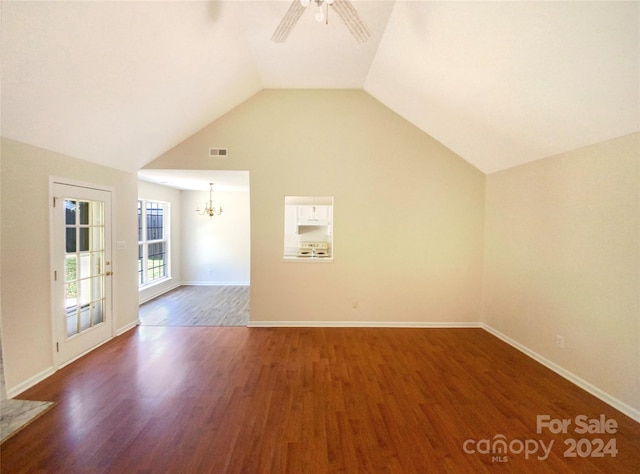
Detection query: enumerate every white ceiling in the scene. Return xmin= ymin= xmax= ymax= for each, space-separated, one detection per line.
xmin=2 ymin=1 xmax=638 ymax=176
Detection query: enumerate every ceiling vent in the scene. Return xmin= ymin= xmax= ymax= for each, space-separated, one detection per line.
xmin=209 ymin=148 xmax=228 ymax=157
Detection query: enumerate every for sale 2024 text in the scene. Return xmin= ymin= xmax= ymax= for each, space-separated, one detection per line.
xmin=537 ymin=414 xmax=618 ymax=458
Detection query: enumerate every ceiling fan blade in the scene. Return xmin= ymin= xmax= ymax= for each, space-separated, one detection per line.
xmin=271 ymin=0 xmax=306 ymax=43
xmin=332 ymin=0 xmax=370 ymax=43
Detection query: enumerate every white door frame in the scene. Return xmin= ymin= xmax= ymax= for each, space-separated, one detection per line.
xmin=49 ymin=178 xmax=115 ymax=368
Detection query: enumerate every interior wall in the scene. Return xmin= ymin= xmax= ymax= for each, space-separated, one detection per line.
xmin=138 ymin=180 xmax=183 ymax=303
xmin=182 ymin=189 xmax=250 ymax=285
xmin=0 ymin=150 xmax=5 ymax=401
xmin=482 ymin=132 xmax=640 ymax=414
xmin=0 ymin=325 xmax=5 ymax=401
xmin=146 ymin=90 xmax=486 ymax=324
xmin=0 ymin=138 xmax=139 ymax=395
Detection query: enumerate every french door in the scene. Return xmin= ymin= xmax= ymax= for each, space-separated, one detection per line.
xmin=52 ymin=182 xmax=113 ymax=367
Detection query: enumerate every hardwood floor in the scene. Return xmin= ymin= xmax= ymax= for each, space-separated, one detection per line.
xmin=2 ymin=327 xmax=639 ymax=473
xmin=139 ymin=285 xmax=249 ymax=326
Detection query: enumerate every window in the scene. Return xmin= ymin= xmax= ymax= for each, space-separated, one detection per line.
xmin=138 ymin=200 xmax=170 ymax=286
xmin=284 ymin=196 xmax=333 ymax=262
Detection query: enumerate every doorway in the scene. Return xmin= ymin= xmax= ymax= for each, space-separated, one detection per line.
xmin=51 ymin=182 xmax=113 ymax=367
xmin=136 ymin=170 xmax=250 ymax=326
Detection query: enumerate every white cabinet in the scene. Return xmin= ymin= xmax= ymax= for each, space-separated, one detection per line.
xmin=297 ymin=205 xmax=331 ymax=226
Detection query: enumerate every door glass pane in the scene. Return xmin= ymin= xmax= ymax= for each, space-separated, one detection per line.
xmin=65 ymin=255 xmax=77 ymax=282
xmin=92 ymin=201 xmax=103 ymax=226
xmin=66 ymin=228 xmax=76 ymax=253
xmin=91 ymin=252 xmax=102 ymax=276
xmin=67 ymin=312 xmax=79 ymax=337
xmin=63 ymin=196 xmax=105 ymax=338
xmin=80 ymin=279 xmax=91 ymax=306
xmin=92 ymin=227 xmax=103 ymax=251
xmin=79 ymin=201 xmax=89 ymax=225
xmin=91 ymin=276 xmax=102 ymax=299
xmin=65 ymin=200 xmax=76 ymax=225
xmin=65 ymin=282 xmax=77 ymax=305
xmin=79 ymin=228 xmax=89 ymax=252
xmin=79 ymin=305 xmax=91 ymax=331
xmin=92 ymin=300 xmax=104 ymax=326
xmin=79 ymin=254 xmax=91 ymax=279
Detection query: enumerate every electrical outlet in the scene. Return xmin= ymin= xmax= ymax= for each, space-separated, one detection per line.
xmin=555 ymin=335 xmax=565 ymax=349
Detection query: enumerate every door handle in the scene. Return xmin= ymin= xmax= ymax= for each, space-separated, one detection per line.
xmin=106 ymin=271 xmax=113 ymax=276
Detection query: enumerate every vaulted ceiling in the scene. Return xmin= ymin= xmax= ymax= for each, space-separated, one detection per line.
xmin=2 ymin=1 xmax=638 ymax=174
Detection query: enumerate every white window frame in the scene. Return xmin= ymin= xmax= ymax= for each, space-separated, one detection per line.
xmin=138 ymin=199 xmax=170 ymax=288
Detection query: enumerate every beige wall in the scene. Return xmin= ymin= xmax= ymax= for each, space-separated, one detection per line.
xmin=0 ymin=151 xmax=5 ymax=401
xmin=182 ymin=189 xmax=250 ymax=285
xmin=138 ymin=180 xmax=183 ymax=303
xmin=483 ymin=133 xmax=640 ymax=412
xmin=0 ymin=138 xmax=139 ymax=394
xmin=146 ymin=90 xmax=486 ymax=324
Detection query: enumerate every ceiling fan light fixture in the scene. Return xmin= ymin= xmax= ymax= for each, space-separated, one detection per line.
xmin=273 ymin=0 xmax=370 ymax=43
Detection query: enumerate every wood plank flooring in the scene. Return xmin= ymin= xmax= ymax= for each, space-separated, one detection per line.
xmin=139 ymin=285 xmax=249 ymax=326
xmin=2 ymin=327 xmax=639 ymax=473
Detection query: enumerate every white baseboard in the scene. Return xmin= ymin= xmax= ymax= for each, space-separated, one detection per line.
xmin=6 ymin=366 xmax=56 ymax=399
xmin=139 ymin=281 xmax=181 ymax=305
xmin=116 ymin=319 xmax=140 ymax=336
xmin=6 ymin=321 xmax=140 ymax=399
xmin=482 ymin=324 xmax=640 ymax=423
xmin=247 ymin=320 xmax=482 ymax=328
xmin=181 ymin=281 xmax=250 ymax=286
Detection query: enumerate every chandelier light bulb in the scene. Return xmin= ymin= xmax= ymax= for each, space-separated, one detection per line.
xmin=325 ymin=0 xmax=335 ymax=4
xmin=300 ymin=0 xmax=310 ymax=6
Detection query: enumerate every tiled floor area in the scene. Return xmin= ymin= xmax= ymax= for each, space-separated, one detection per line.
xmin=139 ymin=285 xmax=249 ymax=326
xmin=1 ymin=399 xmax=55 ymax=443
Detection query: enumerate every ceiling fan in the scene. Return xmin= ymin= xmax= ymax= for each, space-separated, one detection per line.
xmin=272 ymin=0 xmax=370 ymax=43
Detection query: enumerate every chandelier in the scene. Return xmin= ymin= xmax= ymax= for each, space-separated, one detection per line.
xmin=196 ymin=182 xmax=223 ymax=218
xmin=301 ymin=0 xmax=335 ymax=23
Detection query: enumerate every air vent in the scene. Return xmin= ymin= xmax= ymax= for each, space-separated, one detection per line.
xmin=209 ymin=148 xmax=228 ymax=157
